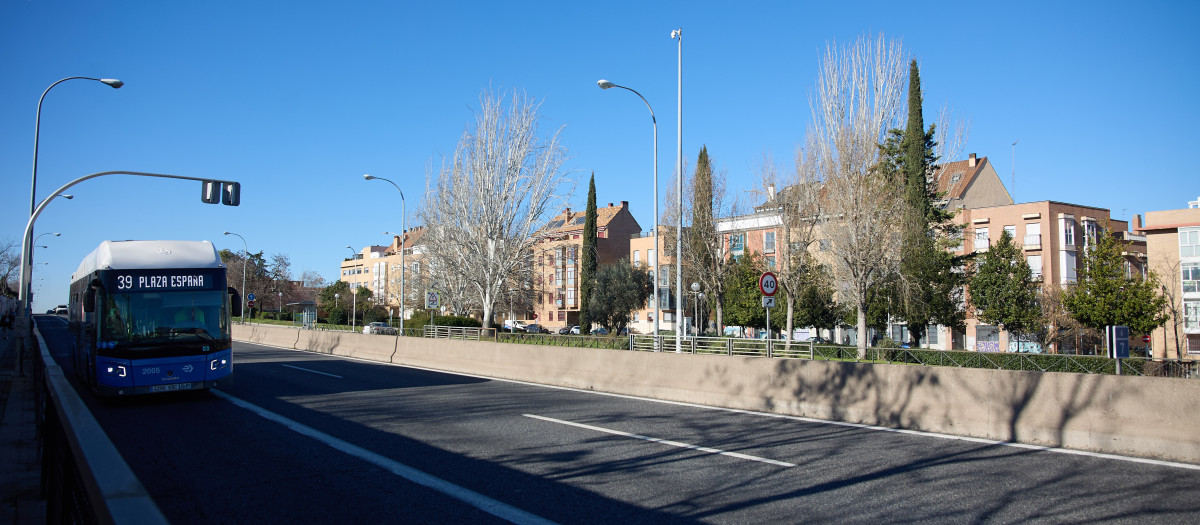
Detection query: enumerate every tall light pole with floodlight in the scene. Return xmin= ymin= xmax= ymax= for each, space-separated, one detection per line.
xmin=597 ymin=79 xmax=660 ymax=342
xmin=363 ymin=174 xmax=406 ymax=328
xmin=223 ymin=231 xmax=249 ymax=323
xmin=672 ymin=28 xmax=684 ymax=353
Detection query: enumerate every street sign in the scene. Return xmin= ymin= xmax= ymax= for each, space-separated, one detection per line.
xmin=425 ymin=291 xmax=440 ymax=309
xmin=247 ymin=293 xmax=256 ymax=301
xmin=758 ymin=272 xmax=778 ymax=296
xmin=1142 ymin=335 xmax=1151 ymax=343
xmin=247 ymin=300 xmax=255 ymax=309
xmin=1106 ymin=325 xmax=1130 ymax=359
xmin=533 ymin=312 xmax=539 ymax=320
xmin=762 ymin=296 xmax=776 ymax=308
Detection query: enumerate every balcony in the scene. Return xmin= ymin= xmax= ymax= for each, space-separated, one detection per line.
xmin=1023 ymin=234 xmax=1041 ymax=251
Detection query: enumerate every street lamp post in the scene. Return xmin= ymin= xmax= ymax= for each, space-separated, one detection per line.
xmin=597 ymin=79 xmax=660 ymax=344
xmin=223 ymin=231 xmax=249 ymax=323
xmin=364 ymin=175 xmax=406 ymax=329
xmin=672 ymin=28 xmax=684 ymax=353
xmin=690 ymin=282 xmax=701 ymax=336
xmin=346 ymin=246 xmax=358 ymax=331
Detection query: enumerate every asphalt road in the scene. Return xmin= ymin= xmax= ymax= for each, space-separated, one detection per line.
xmin=35 ymin=316 xmax=1200 ymax=524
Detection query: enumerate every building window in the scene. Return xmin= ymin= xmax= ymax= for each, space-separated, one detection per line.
xmin=633 ymin=250 xmax=641 ymax=267
xmin=567 ymin=288 xmax=576 ymax=307
xmin=974 ymin=227 xmax=989 ymax=252
xmin=729 ymin=233 xmax=746 ymax=254
xmin=1183 ymin=262 xmax=1200 ymax=293
xmin=567 ymin=267 xmax=576 ymax=287
xmin=1061 ymin=251 xmax=1077 ymax=284
xmin=555 ymin=268 xmax=562 ymax=286
xmin=632 ymin=312 xmax=639 ymax=322
xmin=1181 ymin=227 xmax=1200 ymax=258
xmin=767 ymin=256 xmax=776 ymax=269
xmin=568 ymin=246 xmax=577 ymax=267
xmin=1027 ymin=255 xmax=1043 ymax=280
xmin=1083 ymin=220 xmax=1099 ymax=251
xmin=1003 ymin=225 xmax=1016 ymax=241
xmin=558 ymin=311 xmax=566 ymax=322
xmin=648 ymin=249 xmax=655 ymax=266
xmin=1185 ymin=300 xmax=1200 ymax=331
xmin=1024 ymin=223 xmax=1041 ymax=247
xmin=926 ymin=325 xmax=939 ymax=345
xmin=1063 ymin=218 xmax=1076 ymax=246
xmin=764 ymin=231 xmax=776 ymax=254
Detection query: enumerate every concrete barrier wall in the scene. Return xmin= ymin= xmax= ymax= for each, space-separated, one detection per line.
xmin=234 ymin=324 xmax=1200 ymax=464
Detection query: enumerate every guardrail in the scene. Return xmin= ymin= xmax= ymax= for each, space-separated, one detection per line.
xmin=33 ymin=326 xmax=169 ymax=524
xmin=422 ymin=325 xmax=497 ymax=340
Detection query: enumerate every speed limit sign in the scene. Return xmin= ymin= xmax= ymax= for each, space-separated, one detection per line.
xmin=759 ymin=272 xmax=778 ymax=296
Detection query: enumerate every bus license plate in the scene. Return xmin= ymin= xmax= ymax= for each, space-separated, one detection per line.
xmin=151 ymin=383 xmax=192 ymax=393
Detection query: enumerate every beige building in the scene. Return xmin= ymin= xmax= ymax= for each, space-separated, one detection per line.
xmin=628 ymin=231 xmax=681 ymax=334
xmin=1137 ymin=197 xmax=1200 ymax=359
xmin=340 ymin=227 xmax=427 ymax=319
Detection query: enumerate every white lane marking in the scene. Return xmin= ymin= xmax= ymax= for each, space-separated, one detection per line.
xmin=236 ymin=340 xmax=1200 ymax=472
xmin=282 ymin=364 xmax=343 ymax=378
xmin=212 ymin=390 xmax=557 ymax=525
xmin=524 ymin=414 xmax=796 ymax=468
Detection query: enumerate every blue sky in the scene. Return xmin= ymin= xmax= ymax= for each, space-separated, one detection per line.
xmin=3 ymin=1 xmax=1197 ymax=312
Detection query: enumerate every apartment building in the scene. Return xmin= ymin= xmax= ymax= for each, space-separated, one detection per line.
xmin=530 ymin=202 xmax=641 ymax=329
xmin=957 ymin=201 xmax=1145 ymax=353
xmin=1137 ymin=196 xmax=1200 ymax=359
xmin=713 ymin=153 xmax=1013 ymax=346
xmin=628 ymin=231 xmax=682 ymax=334
xmin=340 ymin=227 xmax=427 ymax=319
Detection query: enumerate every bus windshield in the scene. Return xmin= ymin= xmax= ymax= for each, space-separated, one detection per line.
xmin=101 ymin=290 xmax=228 ymax=346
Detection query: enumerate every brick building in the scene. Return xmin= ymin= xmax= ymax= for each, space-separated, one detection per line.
xmin=530 ymin=202 xmax=641 ymax=330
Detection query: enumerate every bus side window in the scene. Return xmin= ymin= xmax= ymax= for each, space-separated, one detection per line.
xmin=84 ymin=281 xmax=99 ymax=313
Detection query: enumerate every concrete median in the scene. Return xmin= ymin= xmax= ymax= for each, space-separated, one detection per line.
xmin=233 ymin=324 xmax=1200 ymax=464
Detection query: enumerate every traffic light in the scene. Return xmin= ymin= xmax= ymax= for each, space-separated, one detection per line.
xmin=201 ymin=180 xmax=241 ymax=206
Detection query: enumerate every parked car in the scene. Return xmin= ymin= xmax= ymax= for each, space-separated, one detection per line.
xmin=557 ymin=326 xmax=573 ymax=335
xmin=524 ymin=323 xmax=550 ymax=334
xmin=503 ymin=321 xmax=527 ymax=331
xmin=363 ymin=321 xmax=398 ymax=335
xmin=569 ymin=325 xmax=581 ymax=335
xmin=618 ymin=326 xmax=638 ymax=335
xmin=592 ymin=327 xmax=609 ymax=335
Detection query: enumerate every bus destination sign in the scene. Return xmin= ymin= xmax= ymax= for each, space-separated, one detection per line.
xmin=102 ymin=269 xmax=223 ymax=293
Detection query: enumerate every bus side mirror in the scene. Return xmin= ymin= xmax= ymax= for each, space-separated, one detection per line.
xmin=84 ymin=281 xmax=99 ymax=313
xmin=228 ymin=287 xmax=242 ymax=317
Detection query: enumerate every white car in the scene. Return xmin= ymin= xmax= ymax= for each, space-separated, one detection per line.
xmin=363 ymin=322 xmax=398 ymax=335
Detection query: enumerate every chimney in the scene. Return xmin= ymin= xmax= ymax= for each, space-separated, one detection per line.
xmin=1133 ymin=214 xmax=1143 ymax=231
xmin=563 ymin=207 xmax=571 ymax=216
xmin=968 ymin=153 xmax=977 ymax=167
xmin=621 ymin=200 xmax=628 ymax=208
xmin=608 ymin=203 xmax=614 ymax=208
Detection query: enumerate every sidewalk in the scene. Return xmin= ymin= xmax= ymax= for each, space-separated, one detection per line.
xmin=0 ymin=326 xmax=46 ymax=525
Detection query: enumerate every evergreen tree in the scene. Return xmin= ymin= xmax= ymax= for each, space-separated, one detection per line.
xmin=879 ymin=59 xmax=965 ymax=344
xmin=968 ymin=230 xmax=1040 ymax=341
xmin=578 ymin=174 xmax=599 ymax=334
xmin=588 ymin=259 xmax=652 ymax=334
xmin=1063 ymin=224 xmax=1168 ymax=334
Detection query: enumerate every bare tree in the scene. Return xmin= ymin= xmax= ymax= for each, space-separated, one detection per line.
xmin=810 ymin=34 xmax=909 ymax=358
xmin=1152 ymin=258 xmax=1185 ymax=359
xmin=1 ymin=238 xmax=20 ymax=297
xmin=420 ymin=89 xmax=573 ymax=328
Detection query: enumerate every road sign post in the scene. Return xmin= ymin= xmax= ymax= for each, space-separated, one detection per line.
xmin=759 ymin=272 xmax=777 ymax=344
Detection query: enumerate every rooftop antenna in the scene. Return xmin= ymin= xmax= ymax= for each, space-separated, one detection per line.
xmin=1011 ymin=140 xmax=1019 ymax=203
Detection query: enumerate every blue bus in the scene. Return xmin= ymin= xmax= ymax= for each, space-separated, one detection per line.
xmin=68 ymin=240 xmax=241 ymax=395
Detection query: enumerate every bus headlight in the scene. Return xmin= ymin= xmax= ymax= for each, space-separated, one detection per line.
xmin=105 ymin=365 xmax=127 ymax=377
xmin=210 ymin=358 xmax=229 ymax=370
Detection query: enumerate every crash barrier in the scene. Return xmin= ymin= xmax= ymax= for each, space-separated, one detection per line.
xmin=33 ymin=328 xmax=169 ymax=525
xmin=235 ymin=323 xmax=1200 ymax=464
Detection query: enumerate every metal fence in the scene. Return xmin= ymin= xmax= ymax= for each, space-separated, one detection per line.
xmin=624 ymin=334 xmax=1197 ymax=378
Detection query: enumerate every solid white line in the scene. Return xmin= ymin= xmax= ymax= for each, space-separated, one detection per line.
xmin=212 ymin=390 xmax=557 ymax=525
xmin=524 ymin=414 xmax=796 ymax=468
xmin=236 ymin=340 xmax=1200 ymax=472
xmin=281 ymin=364 xmax=343 ymax=378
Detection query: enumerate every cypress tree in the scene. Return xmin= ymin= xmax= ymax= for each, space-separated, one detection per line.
xmin=578 ymin=173 xmax=599 ymax=334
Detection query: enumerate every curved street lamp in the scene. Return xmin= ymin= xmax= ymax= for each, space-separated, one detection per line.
xmin=223 ymin=231 xmax=249 ymax=323
xmin=31 ymin=77 xmax=122 ymax=217
xmin=597 ymin=79 xmax=660 ymax=342
xmin=364 ymin=174 xmax=406 ymax=330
